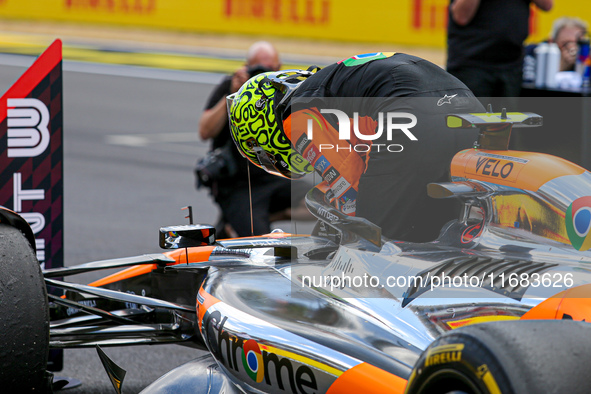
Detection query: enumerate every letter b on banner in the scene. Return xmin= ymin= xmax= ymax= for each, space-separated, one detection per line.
xmin=7 ymin=98 xmax=51 ymax=158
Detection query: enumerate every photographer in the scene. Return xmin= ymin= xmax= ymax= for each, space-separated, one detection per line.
xmin=198 ymin=41 xmax=309 ymax=237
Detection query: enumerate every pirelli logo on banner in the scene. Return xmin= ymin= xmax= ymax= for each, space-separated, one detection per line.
xmin=411 ymin=0 xmax=541 ymax=36
xmin=224 ymin=0 xmax=330 ymax=25
xmin=0 ymin=40 xmax=64 ymax=269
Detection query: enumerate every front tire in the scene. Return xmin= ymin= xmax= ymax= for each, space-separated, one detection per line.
xmin=0 ymin=224 xmax=50 ymax=391
xmin=405 ymin=320 xmax=591 ymax=394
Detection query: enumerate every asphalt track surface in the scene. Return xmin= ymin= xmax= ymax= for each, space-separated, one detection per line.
xmin=0 ymin=55 xmax=239 ymax=393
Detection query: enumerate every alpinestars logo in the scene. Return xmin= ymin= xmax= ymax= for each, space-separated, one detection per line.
xmin=437 ymin=94 xmax=457 ymax=106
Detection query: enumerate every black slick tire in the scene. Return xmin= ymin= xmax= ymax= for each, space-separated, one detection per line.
xmin=405 ymin=320 xmax=591 ymax=394
xmin=0 ymin=223 xmax=50 ymax=392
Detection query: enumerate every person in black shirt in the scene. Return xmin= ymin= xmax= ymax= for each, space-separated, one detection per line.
xmin=447 ymin=0 xmax=553 ymax=98
xmin=198 ymin=41 xmax=308 ymax=237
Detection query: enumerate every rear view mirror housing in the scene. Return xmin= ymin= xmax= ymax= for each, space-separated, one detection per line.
xmin=159 ymin=224 xmax=216 ymax=249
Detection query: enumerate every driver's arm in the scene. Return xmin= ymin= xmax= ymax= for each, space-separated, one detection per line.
xmin=284 ymin=108 xmax=370 ymax=215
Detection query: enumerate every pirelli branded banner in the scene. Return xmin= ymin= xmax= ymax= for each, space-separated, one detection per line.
xmin=0 ymin=1 xmax=586 ymax=48
xmin=0 ymin=40 xmax=63 ymax=269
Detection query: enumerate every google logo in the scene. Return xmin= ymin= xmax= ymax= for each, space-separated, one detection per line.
xmin=242 ymin=339 xmax=264 ymax=383
xmin=566 ymin=196 xmax=591 ymax=251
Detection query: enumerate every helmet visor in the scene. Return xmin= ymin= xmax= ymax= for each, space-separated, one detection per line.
xmin=250 ymin=146 xmax=295 ymax=178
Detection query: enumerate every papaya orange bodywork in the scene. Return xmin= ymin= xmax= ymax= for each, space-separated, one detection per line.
xmin=326 ymin=362 xmax=407 ymax=394
xmin=196 ymin=288 xmax=220 ymax=332
xmin=521 ymin=284 xmax=591 ymax=321
xmin=88 ymin=232 xmax=295 ymax=288
xmin=451 ymin=150 xmax=586 ymax=191
xmin=88 ymin=246 xmax=216 ymax=287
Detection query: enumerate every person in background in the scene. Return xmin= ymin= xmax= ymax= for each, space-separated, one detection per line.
xmin=549 ymin=17 xmax=588 ymax=72
xmin=198 ymin=41 xmax=309 ymax=237
xmin=446 ymin=0 xmax=553 ymax=98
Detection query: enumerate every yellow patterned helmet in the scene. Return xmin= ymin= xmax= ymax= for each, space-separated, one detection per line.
xmin=227 ymin=70 xmax=315 ymax=179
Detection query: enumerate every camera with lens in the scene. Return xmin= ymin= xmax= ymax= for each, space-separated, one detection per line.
xmin=247 ymin=65 xmax=273 ymax=77
xmin=194 ymin=143 xmax=237 ymax=188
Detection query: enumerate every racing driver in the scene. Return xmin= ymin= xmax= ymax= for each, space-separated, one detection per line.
xmin=228 ymin=52 xmax=485 ymax=242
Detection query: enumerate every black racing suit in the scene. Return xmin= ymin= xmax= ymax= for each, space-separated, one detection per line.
xmin=284 ymin=52 xmax=485 ymax=242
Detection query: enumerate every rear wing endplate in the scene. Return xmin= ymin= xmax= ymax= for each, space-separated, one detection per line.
xmin=447 ymin=110 xmax=543 ymax=150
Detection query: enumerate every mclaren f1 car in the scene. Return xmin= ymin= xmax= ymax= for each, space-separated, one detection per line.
xmin=3 ymin=111 xmax=591 ymax=394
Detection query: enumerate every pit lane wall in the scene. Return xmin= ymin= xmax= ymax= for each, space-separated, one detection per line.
xmin=0 ymin=0 xmax=585 ymax=48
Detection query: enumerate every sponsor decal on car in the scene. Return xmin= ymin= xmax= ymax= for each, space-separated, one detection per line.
xmin=465 ymin=153 xmax=528 ymax=182
xmin=211 ymin=247 xmax=252 ymax=258
xmin=461 ymin=222 xmax=483 ymax=244
xmin=202 ymin=309 xmax=343 ymax=393
xmin=566 ymin=196 xmax=591 ymax=251
xmin=317 ymin=206 xmax=339 ymax=223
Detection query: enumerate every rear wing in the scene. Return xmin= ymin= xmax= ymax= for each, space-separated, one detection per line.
xmin=446 ymin=110 xmax=543 ymax=150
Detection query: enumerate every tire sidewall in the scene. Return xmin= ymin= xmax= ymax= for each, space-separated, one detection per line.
xmin=406 ymin=332 xmax=511 ymax=394
xmin=0 ymin=223 xmax=50 ymax=391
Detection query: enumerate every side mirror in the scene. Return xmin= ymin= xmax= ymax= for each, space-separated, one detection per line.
xmin=159 ymin=224 xmax=216 ymax=249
